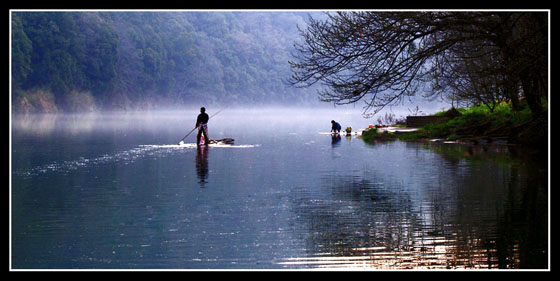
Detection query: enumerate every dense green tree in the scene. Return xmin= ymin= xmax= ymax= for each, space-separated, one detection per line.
xmin=11 ymin=14 xmax=33 ymax=90
xmin=11 ymin=11 xmax=320 ymax=112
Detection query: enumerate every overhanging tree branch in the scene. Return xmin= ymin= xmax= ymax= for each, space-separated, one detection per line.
xmin=289 ymin=11 xmax=548 ymax=118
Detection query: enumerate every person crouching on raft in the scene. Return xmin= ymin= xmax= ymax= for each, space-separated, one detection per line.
xmin=196 ymin=107 xmax=210 ymax=147
xmin=331 ymin=120 xmax=341 ymax=134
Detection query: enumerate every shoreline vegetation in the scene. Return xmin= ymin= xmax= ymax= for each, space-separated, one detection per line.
xmin=11 ymin=12 xmax=322 ymax=114
xmin=360 ymin=101 xmax=548 ymax=158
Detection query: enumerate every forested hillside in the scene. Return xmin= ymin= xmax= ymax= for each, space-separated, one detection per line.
xmin=11 ymin=11 xmax=322 ymax=113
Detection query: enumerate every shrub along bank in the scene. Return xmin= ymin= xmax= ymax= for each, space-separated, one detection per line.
xmin=362 ymin=101 xmax=548 ymax=151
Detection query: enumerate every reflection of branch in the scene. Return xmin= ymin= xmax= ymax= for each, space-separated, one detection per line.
xmin=291 ymin=175 xmax=416 ymax=258
xmin=288 ymin=158 xmax=536 ymax=268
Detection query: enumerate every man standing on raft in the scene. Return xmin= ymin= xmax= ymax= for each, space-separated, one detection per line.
xmin=196 ymin=107 xmax=210 ymax=147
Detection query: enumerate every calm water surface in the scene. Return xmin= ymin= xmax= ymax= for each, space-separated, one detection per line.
xmin=11 ymin=109 xmax=549 ymax=269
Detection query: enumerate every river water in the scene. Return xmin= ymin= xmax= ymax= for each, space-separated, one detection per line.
xmin=10 ymin=109 xmax=549 ymax=270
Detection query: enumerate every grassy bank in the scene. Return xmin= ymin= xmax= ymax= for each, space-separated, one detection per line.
xmin=362 ymin=101 xmax=548 ymax=150
xmin=361 ymin=127 xmax=398 ymax=142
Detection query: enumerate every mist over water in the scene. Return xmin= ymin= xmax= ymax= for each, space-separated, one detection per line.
xmin=11 ymin=108 xmax=548 ymax=269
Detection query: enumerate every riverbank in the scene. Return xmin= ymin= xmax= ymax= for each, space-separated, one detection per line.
xmin=361 ymin=102 xmax=548 ymax=157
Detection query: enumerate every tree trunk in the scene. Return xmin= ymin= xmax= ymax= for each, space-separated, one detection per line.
xmin=520 ymin=70 xmax=545 ymax=119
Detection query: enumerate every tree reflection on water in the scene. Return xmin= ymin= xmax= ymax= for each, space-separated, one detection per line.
xmin=285 ymin=143 xmax=548 ymax=269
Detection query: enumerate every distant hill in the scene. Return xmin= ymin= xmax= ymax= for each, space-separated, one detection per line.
xmin=11 ymin=11 xmax=324 ymax=112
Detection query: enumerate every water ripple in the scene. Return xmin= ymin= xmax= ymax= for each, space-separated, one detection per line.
xmin=13 ymin=142 xmax=259 ymax=177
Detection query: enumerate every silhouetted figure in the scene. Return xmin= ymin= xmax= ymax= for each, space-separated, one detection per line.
xmin=331 ymin=120 xmax=341 ymax=134
xmin=196 ymin=107 xmax=210 ymax=147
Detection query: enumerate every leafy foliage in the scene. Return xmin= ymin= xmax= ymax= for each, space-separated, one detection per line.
xmin=397 ymin=101 xmax=534 ymax=142
xmin=12 ymin=11 xmax=319 ymax=111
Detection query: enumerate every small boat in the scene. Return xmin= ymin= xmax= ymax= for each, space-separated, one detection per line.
xmin=207 ymin=138 xmax=235 ymax=145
